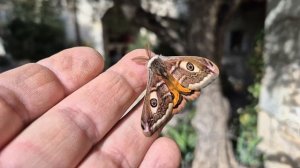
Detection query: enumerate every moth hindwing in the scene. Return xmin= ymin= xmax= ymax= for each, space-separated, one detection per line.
xmin=141 ymin=54 xmax=219 ymax=136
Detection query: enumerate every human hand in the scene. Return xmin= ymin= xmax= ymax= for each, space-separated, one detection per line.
xmin=0 ymin=47 xmax=181 ymax=167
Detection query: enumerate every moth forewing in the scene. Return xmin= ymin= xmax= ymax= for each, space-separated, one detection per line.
xmin=141 ymin=66 xmax=174 ymax=136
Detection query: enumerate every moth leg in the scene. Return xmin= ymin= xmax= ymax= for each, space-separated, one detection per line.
xmin=182 ymin=90 xmax=201 ymax=101
xmin=171 ymin=89 xmax=180 ymax=106
xmin=170 ymin=89 xmax=187 ymax=114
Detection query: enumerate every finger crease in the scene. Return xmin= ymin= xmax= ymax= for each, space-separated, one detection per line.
xmin=57 ymin=107 xmax=100 ymax=144
xmin=0 ymin=85 xmax=30 ymax=124
xmin=37 ymin=64 xmax=68 ymax=95
xmin=101 ymin=147 xmax=132 ymax=168
xmin=107 ymin=69 xmax=139 ymax=95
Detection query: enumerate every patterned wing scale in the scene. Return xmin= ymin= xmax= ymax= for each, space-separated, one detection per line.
xmin=163 ymin=56 xmax=219 ymax=93
xmin=141 ymin=71 xmax=174 ymax=136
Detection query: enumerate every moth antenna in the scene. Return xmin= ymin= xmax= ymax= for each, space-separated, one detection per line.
xmin=145 ymin=42 xmax=153 ymax=59
xmin=132 ymin=41 xmax=154 ymax=65
xmin=146 ymin=48 xmax=152 ymax=59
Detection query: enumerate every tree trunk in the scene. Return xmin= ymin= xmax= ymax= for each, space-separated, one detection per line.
xmin=192 ymin=80 xmax=238 ymax=168
xmin=187 ymin=0 xmax=239 ymax=167
xmin=70 ymin=0 xmax=82 ymax=45
xmin=258 ymin=0 xmax=300 ymax=167
xmin=185 ymin=0 xmax=220 ymax=58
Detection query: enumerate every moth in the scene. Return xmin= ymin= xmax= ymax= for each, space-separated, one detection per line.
xmin=138 ymin=50 xmax=219 ymax=136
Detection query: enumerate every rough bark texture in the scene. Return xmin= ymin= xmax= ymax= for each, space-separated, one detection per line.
xmin=186 ymin=1 xmax=239 ymax=167
xmin=192 ymin=80 xmax=239 ymax=168
xmin=70 ymin=0 xmax=82 ymax=45
xmin=258 ymin=0 xmax=300 ymax=167
xmin=185 ymin=0 xmax=220 ymax=57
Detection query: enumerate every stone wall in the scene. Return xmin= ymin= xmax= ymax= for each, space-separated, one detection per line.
xmin=258 ymin=0 xmax=300 ymax=167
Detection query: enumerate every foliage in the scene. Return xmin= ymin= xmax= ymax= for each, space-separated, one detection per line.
xmin=3 ymin=0 xmax=68 ymax=61
xmin=164 ymin=104 xmax=197 ymax=168
xmin=236 ymin=33 xmax=264 ymax=167
xmin=237 ymin=103 xmax=263 ymax=167
xmin=248 ymin=33 xmax=265 ymax=83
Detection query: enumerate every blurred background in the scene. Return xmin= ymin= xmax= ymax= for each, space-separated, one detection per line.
xmin=0 ymin=0 xmax=299 ymax=167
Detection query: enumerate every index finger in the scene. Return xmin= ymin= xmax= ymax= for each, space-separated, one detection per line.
xmin=0 ymin=47 xmax=104 ymax=148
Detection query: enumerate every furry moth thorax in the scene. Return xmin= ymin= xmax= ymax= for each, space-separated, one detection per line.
xmin=141 ymin=54 xmax=219 ymax=136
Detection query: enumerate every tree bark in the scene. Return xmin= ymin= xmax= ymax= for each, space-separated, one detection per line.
xmin=70 ymin=0 xmax=82 ymax=45
xmin=192 ymin=80 xmax=239 ymax=168
xmin=258 ymin=0 xmax=300 ymax=167
xmin=185 ymin=0 xmax=220 ymax=57
xmin=185 ymin=1 xmax=239 ymax=167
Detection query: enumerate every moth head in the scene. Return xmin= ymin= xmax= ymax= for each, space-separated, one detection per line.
xmin=148 ymin=55 xmax=168 ymax=77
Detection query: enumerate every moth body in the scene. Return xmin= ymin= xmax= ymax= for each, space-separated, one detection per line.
xmin=147 ymin=55 xmax=168 ymax=78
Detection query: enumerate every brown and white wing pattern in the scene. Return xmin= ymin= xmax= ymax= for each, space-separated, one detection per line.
xmin=141 ymin=70 xmax=174 ymax=136
xmin=163 ymin=56 xmax=219 ymax=100
xmin=140 ymin=55 xmax=219 ymax=136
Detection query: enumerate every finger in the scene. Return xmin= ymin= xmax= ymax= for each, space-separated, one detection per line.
xmin=139 ymin=137 xmax=181 ymax=168
xmin=78 ymin=97 xmax=167 ymax=168
xmin=0 ymin=47 xmax=104 ymax=148
xmin=38 ymin=47 xmax=104 ymax=93
xmin=0 ymin=49 xmax=148 ymax=167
